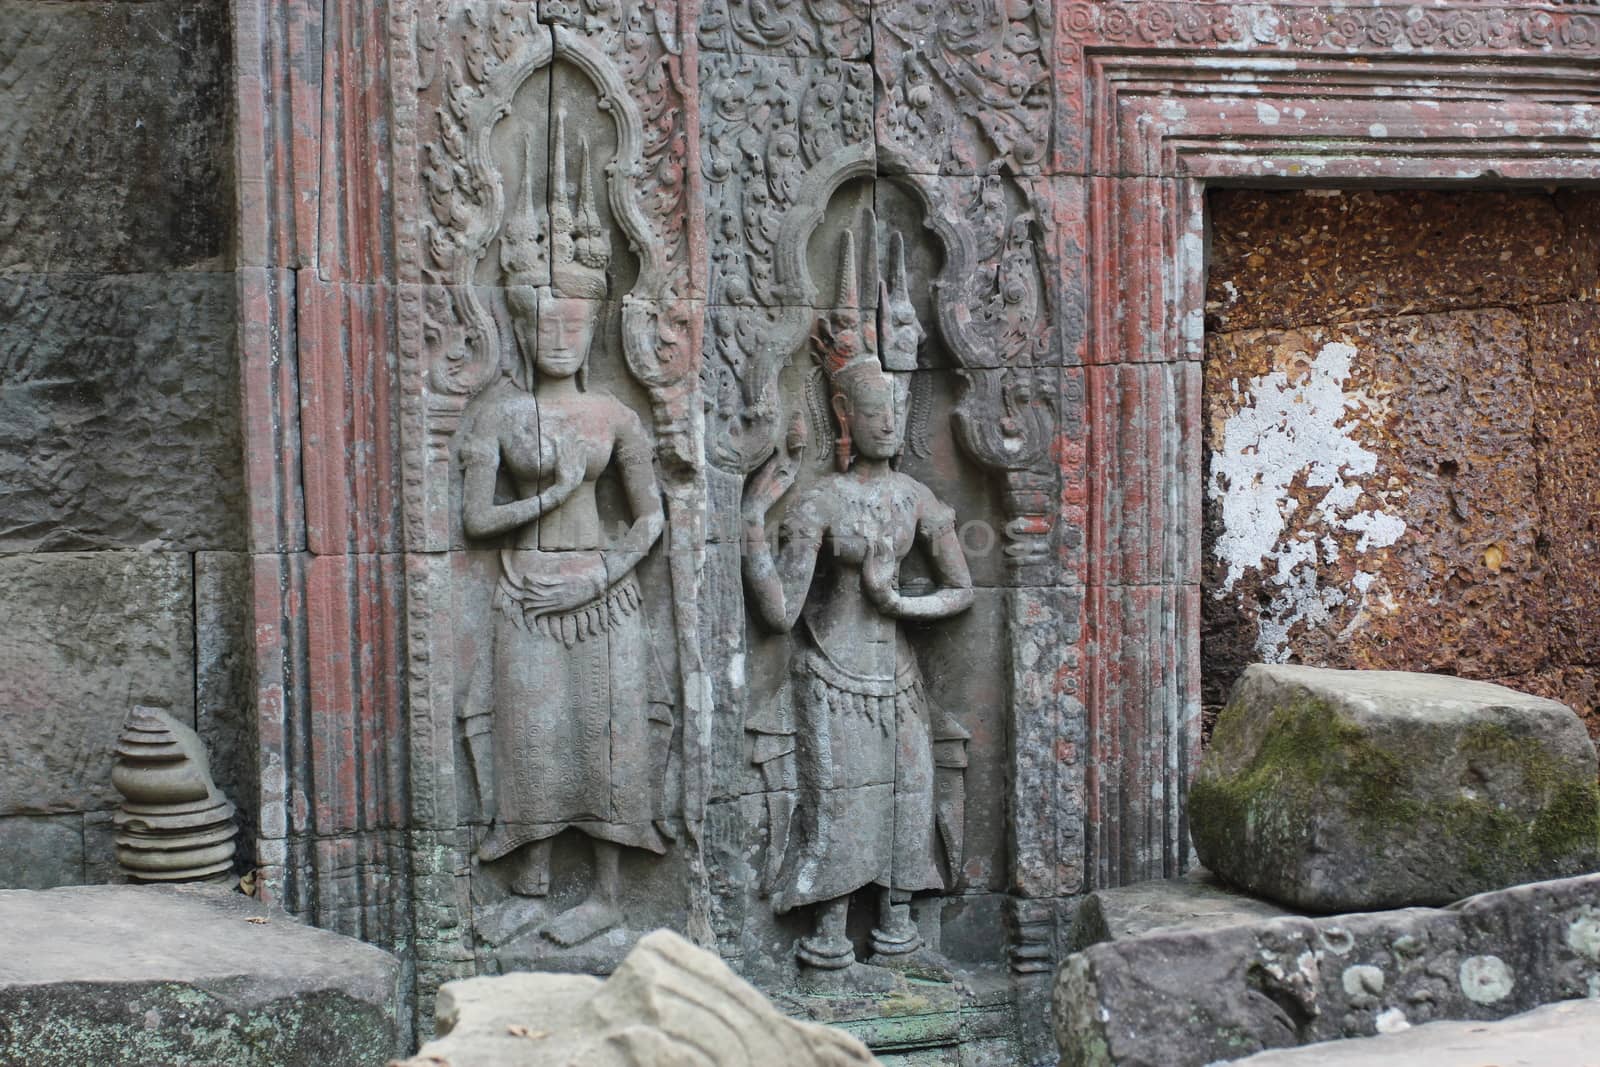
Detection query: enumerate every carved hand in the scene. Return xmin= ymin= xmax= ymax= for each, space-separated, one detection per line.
xmin=550 ymin=436 xmax=586 ymax=495
xmin=861 ymin=535 xmax=900 ymax=612
xmin=741 ymin=427 xmax=805 ymax=524
xmin=516 ymin=555 xmax=607 ymax=618
xmin=742 ymin=444 xmax=806 ymax=527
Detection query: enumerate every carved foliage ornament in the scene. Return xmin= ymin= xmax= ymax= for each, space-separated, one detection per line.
xmin=1061 ymin=4 xmax=1600 ymax=53
xmin=412 ymin=0 xmax=695 ymax=431
xmin=876 ymin=0 xmax=1051 ymax=173
xmin=700 ymin=54 xmax=872 ymax=475
xmin=699 ymin=0 xmax=871 ymax=59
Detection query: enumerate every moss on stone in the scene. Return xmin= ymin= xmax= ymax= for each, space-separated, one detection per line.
xmin=1191 ymin=690 xmax=1403 ymax=866
xmin=1192 ymin=687 xmax=1600 ymax=903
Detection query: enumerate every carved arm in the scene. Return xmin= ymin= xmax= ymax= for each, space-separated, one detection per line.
xmin=603 ymin=425 xmax=668 ymax=585
xmin=741 ymin=448 xmax=818 ymax=634
xmin=862 ymin=520 xmax=975 ymax=621
xmin=461 ymin=434 xmax=584 ymax=539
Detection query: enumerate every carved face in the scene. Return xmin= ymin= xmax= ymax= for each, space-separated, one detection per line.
xmin=507 ymin=286 xmax=600 ymax=381
xmin=836 ymin=373 xmax=900 ymax=462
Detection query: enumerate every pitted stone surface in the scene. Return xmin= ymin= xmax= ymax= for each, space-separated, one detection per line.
xmin=1205 ymin=189 xmax=1597 ymax=334
xmin=0 ymin=273 xmax=241 ymax=551
xmin=0 ymin=884 xmax=403 ymax=1066
xmin=1190 ymin=665 xmax=1600 ymax=912
xmin=0 ymin=552 xmax=195 ymax=820
xmin=1054 ymin=873 xmax=1600 ymax=1067
xmin=1203 ymin=189 xmax=1600 ymax=740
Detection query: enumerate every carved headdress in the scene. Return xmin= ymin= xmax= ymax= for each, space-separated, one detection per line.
xmin=500 ymin=110 xmax=611 ymax=299
xmin=813 ymin=230 xmax=882 ymax=396
xmin=811 ymin=227 xmax=929 ymax=471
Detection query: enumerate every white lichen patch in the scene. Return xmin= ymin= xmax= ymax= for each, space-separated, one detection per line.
xmin=1341 ymin=964 xmax=1385 ymax=1006
xmin=1374 ymin=1007 xmax=1410 ymax=1034
xmin=1207 ymin=339 xmax=1408 ymax=661
xmin=1459 ymin=955 xmax=1514 ymax=1004
xmin=1566 ymin=906 xmax=1600 ymax=963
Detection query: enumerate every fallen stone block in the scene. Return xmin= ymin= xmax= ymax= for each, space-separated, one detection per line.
xmin=1053 ymin=872 xmax=1600 ymax=1067
xmin=1066 ymin=867 xmax=1296 ymax=953
xmin=1191 ymin=664 xmax=1600 ymax=911
xmin=1230 ymin=998 xmax=1600 ymax=1066
xmin=399 ymin=928 xmax=879 ymax=1065
xmin=0 ymin=883 xmax=403 ymax=1067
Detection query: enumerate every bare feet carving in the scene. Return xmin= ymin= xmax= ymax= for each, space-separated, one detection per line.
xmin=509 ymin=840 xmax=551 ymax=897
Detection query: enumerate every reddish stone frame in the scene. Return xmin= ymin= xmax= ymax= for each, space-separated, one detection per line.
xmin=230 ymin=0 xmax=1600 ymax=1011
xmin=1058 ymin=10 xmax=1600 ymax=904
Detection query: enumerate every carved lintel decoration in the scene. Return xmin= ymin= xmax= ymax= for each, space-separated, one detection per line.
xmin=875 ymin=0 xmax=1051 ymax=175
xmin=699 ymin=53 xmax=873 ymax=477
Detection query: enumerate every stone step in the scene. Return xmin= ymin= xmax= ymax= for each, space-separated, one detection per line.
xmin=1232 ymin=998 xmax=1600 ymax=1066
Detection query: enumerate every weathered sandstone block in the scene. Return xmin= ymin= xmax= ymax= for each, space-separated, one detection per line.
xmin=0 ymin=0 xmax=229 ymax=273
xmin=400 ymin=928 xmax=878 ymax=1065
xmin=0 ymin=884 xmax=403 ymax=1066
xmin=1191 ymin=665 xmax=1600 ymax=911
xmin=1066 ymin=867 xmax=1295 ymax=954
xmin=0 ymin=274 xmax=240 ymax=551
xmin=1054 ymin=872 xmax=1600 ymax=1067
xmin=0 ymin=552 xmax=194 ymax=818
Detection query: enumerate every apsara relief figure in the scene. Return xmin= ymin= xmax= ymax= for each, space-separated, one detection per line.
xmin=741 ymin=232 xmax=974 ymax=984
xmin=460 ymin=116 xmax=669 ymax=948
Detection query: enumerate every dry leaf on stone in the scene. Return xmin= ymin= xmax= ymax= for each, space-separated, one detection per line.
xmin=506 ymin=1024 xmax=549 ymax=1040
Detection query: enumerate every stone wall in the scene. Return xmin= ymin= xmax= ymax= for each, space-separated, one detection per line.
xmin=1202 ymin=189 xmax=1600 ymax=738
xmin=0 ymin=0 xmax=250 ymax=888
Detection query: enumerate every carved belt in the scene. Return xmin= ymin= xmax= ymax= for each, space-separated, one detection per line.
xmin=496 ymin=569 xmax=642 ymax=648
xmin=802 ymin=644 xmax=919 ymax=699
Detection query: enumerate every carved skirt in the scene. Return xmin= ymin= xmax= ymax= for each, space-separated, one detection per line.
xmin=479 ymin=565 xmax=669 ymax=860
xmin=771 ymin=646 xmax=944 ymax=913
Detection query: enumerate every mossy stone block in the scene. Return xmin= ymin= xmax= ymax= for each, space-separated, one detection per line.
xmin=1191 ymin=665 xmax=1600 ymax=911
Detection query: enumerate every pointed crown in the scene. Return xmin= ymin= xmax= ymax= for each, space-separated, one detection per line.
xmin=815 ymin=228 xmax=885 ymax=395
xmin=500 ymin=109 xmax=611 ymax=299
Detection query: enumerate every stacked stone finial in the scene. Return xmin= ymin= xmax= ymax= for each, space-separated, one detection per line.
xmin=111 ymin=705 xmax=237 ymax=882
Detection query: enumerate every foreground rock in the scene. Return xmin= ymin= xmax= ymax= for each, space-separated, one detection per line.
xmin=1191 ymin=665 xmax=1600 ymax=911
xmin=0 ymin=884 xmax=402 ymax=1066
xmin=1054 ymin=872 xmax=1600 ymax=1067
xmin=399 ymin=929 xmax=878 ymax=1066
xmin=1232 ymin=998 xmax=1600 ymax=1066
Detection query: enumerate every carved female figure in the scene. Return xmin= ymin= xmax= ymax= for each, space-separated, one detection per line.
xmin=742 ymin=236 xmax=974 ymax=982
xmin=460 ymin=124 xmax=668 ymax=948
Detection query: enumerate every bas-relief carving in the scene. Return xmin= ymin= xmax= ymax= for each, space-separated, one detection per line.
xmin=741 ymin=230 xmax=976 ymax=986
xmin=398 ymin=0 xmax=703 ymax=970
xmin=398 ymin=0 xmax=1060 ymax=1016
xmin=458 ymin=115 xmax=674 ymax=950
xmin=874 ymin=0 xmax=1052 ymax=176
